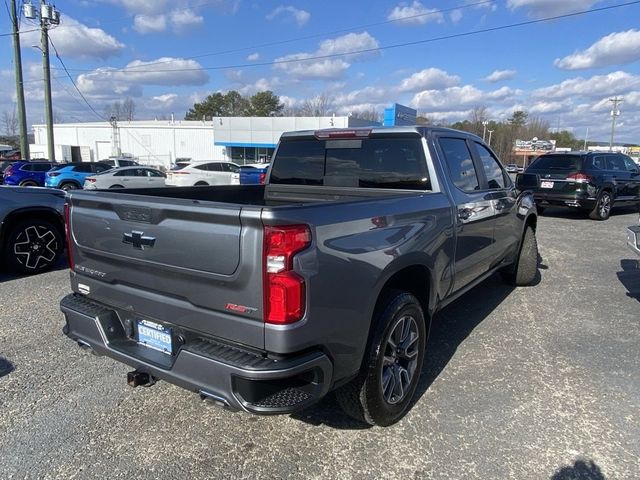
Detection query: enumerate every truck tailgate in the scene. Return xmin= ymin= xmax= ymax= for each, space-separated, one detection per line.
xmin=67 ymin=192 xmax=265 ymax=350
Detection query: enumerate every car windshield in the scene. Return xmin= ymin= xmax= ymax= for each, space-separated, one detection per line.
xmin=528 ymin=155 xmax=582 ymax=170
xmin=171 ymin=163 xmax=190 ymax=170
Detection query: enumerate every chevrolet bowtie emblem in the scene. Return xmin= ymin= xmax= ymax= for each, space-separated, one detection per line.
xmin=123 ymin=230 xmax=156 ymax=250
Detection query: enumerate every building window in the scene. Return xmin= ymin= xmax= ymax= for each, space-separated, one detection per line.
xmin=228 ymin=147 xmax=274 ymax=165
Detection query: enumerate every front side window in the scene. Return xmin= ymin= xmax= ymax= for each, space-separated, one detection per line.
xmin=439 ymin=137 xmax=479 ymax=192
xmin=474 ymin=142 xmax=506 ymax=189
xmin=621 ymin=155 xmax=639 ymax=172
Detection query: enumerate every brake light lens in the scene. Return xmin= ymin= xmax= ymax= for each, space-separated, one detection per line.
xmin=259 ymin=172 xmax=266 ymax=185
xmin=567 ymin=172 xmax=592 ymax=183
xmin=4 ymin=165 xmax=14 ymax=176
xmin=64 ymin=202 xmax=74 ymax=272
xmin=263 ymin=225 xmax=311 ymax=324
xmin=314 ymin=129 xmax=372 ymax=139
xmin=86 ymin=178 xmax=96 ymax=183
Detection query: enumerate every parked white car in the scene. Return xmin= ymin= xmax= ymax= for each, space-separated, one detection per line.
xmin=165 ymin=161 xmax=240 ymax=187
xmin=84 ymin=167 xmax=167 ymax=189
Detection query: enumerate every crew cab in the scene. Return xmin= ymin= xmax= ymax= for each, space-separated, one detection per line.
xmin=60 ymin=126 xmax=539 ymax=426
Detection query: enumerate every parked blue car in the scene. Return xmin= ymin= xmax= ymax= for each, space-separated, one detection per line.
xmin=239 ymin=163 xmax=269 ymax=185
xmin=45 ymin=162 xmax=111 ymax=190
xmin=2 ymin=161 xmax=56 ymax=187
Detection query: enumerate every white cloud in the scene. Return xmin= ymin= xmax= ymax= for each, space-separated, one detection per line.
xmin=531 ymin=71 xmax=640 ymax=100
xmin=247 ymin=53 xmax=260 ymax=61
xmin=397 ymin=68 xmax=460 ymax=93
xmin=506 ymin=0 xmax=599 ymax=18
xmin=450 ymin=9 xmax=463 ymax=23
xmin=76 ymin=58 xmax=209 ymax=97
xmin=133 ymin=14 xmax=167 ymax=34
xmin=484 ymin=69 xmax=517 ymax=83
xmin=388 ymin=1 xmax=444 ymax=25
xmin=554 ymin=30 xmax=640 ymax=70
xmin=171 ymin=9 xmax=204 ymax=30
xmin=412 ymin=85 xmax=521 ymax=110
xmin=274 ymin=32 xmax=380 ymax=80
xmin=22 ymin=16 xmax=124 ymax=60
xmin=528 ymin=101 xmax=569 ymax=114
xmin=266 ymin=5 xmax=310 ymax=27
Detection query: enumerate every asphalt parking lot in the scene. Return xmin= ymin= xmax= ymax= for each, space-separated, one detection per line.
xmin=1 ymin=208 xmax=639 ymax=480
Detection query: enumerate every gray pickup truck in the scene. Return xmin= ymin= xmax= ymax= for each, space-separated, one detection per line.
xmin=60 ymin=126 xmax=538 ymax=426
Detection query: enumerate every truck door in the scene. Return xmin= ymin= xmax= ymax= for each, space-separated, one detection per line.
xmin=436 ymin=136 xmax=497 ymax=292
xmin=471 ymin=141 xmax=520 ymax=263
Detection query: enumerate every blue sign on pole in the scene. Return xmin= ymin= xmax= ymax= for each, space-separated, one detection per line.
xmin=383 ymin=104 xmax=417 ymax=126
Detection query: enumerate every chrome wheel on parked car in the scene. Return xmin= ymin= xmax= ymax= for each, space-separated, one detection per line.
xmin=4 ymin=220 xmax=62 ymax=274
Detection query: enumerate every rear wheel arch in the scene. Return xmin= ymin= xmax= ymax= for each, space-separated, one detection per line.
xmin=1 ymin=208 xmax=64 ymax=246
xmin=59 ymin=181 xmax=81 ymax=190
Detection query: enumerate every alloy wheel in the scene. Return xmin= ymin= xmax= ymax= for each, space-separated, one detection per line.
xmin=13 ymin=225 xmax=59 ymax=270
xmin=380 ymin=314 xmax=420 ymax=405
xmin=599 ymin=193 xmax=611 ymax=218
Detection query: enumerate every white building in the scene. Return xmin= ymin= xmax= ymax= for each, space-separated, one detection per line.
xmin=31 ymin=116 xmax=374 ymax=168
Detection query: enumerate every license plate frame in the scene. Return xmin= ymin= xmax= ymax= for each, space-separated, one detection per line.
xmin=540 ymin=181 xmax=554 ymax=189
xmin=136 ymin=319 xmax=173 ymax=355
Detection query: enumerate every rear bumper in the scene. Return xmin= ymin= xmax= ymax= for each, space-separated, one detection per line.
xmin=60 ymin=293 xmax=333 ymax=414
xmin=533 ymin=191 xmax=596 ymax=209
xmin=628 ymin=225 xmax=640 ymax=256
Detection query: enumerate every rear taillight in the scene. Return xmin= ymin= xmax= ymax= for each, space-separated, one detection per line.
xmin=314 ymin=129 xmax=371 ymax=139
xmin=86 ymin=178 xmax=96 ymax=183
xmin=567 ymin=172 xmax=592 ymax=183
xmin=171 ymin=171 xmax=190 ymax=174
xmin=263 ymin=225 xmax=311 ymax=324
xmin=259 ymin=172 xmax=266 ymax=184
xmin=64 ymin=202 xmax=74 ymax=271
xmin=4 ymin=166 xmax=14 ymax=176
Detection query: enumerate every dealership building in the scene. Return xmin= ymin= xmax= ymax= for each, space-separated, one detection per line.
xmin=30 ymin=115 xmax=380 ymax=168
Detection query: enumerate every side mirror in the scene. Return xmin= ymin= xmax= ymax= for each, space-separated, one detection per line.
xmin=516 ymin=173 xmax=539 ymax=190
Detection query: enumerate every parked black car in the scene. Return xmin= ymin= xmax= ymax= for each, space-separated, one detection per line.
xmin=524 ymin=151 xmax=640 ymax=220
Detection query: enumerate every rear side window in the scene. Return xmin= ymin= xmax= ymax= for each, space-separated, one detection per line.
xmin=606 ymin=155 xmax=626 ymax=171
xmin=529 ymin=155 xmax=582 ymax=170
xmin=270 ymin=137 xmax=430 ymax=190
xmin=20 ymin=164 xmax=34 ymax=171
xmin=74 ymin=164 xmax=93 ymax=173
xmin=439 ymin=137 xmax=479 ymax=192
xmin=33 ymin=163 xmax=52 ymax=172
xmin=589 ymin=156 xmax=606 ymax=170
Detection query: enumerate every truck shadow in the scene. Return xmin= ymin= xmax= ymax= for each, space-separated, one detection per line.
xmin=550 ymin=458 xmax=606 ymax=480
xmin=0 ymin=257 xmax=68 ymax=284
xmin=616 ymin=259 xmax=640 ymax=302
xmin=540 ymin=205 xmax=637 ymax=220
xmin=293 ymin=261 xmax=548 ymax=428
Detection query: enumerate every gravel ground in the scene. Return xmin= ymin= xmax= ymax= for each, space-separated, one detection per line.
xmin=1 ymin=208 xmax=639 ymax=480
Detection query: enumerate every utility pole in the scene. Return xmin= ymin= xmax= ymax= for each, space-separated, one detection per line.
xmin=583 ymin=127 xmax=589 ymax=151
xmin=24 ymin=1 xmax=59 ymax=162
xmin=10 ymin=0 xmax=30 ymax=159
xmin=609 ymin=96 xmax=622 ymax=152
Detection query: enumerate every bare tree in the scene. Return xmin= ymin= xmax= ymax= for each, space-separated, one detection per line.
xmin=351 ymin=109 xmax=381 ymax=122
xmin=1 ymin=110 xmax=18 ymax=136
xmin=299 ymin=93 xmax=332 ymax=116
xmin=470 ymin=105 xmax=489 ymax=137
xmin=121 ymin=98 xmax=136 ymax=121
xmin=104 ymin=101 xmax=123 ymax=121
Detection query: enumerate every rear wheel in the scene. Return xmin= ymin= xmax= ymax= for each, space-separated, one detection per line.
xmin=589 ymin=190 xmax=612 ymax=220
xmin=2 ymin=219 xmax=63 ymax=274
xmin=501 ymin=225 xmax=538 ymax=286
xmin=536 ymin=206 xmax=545 ymax=215
xmin=336 ymin=291 xmax=426 ymax=426
xmin=109 ymin=184 xmax=124 ymax=189
xmin=194 ymin=181 xmax=208 ymax=186
xmin=19 ymin=180 xmax=38 ymax=187
xmin=60 ymin=182 xmax=79 ymax=191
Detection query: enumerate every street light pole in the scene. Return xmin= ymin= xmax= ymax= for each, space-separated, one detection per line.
xmin=482 ymin=121 xmax=488 ymax=142
xmin=609 ymin=97 xmax=622 ymax=152
xmin=487 ymin=129 xmax=494 ymax=147
xmin=10 ymin=0 xmax=30 ymax=159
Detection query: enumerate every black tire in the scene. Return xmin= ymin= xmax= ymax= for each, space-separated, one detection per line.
xmin=194 ymin=181 xmax=208 ymax=186
xmin=589 ymin=190 xmax=612 ymax=220
xmin=109 ymin=184 xmax=124 ymax=189
xmin=501 ymin=225 xmax=538 ymax=286
xmin=19 ymin=180 xmax=38 ymax=187
xmin=2 ymin=219 xmax=63 ymax=274
xmin=536 ymin=206 xmax=545 ymax=215
xmin=60 ymin=182 xmax=79 ymax=191
xmin=336 ymin=291 xmax=426 ymax=426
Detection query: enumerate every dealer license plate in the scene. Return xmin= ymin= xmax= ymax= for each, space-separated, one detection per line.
xmin=137 ymin=319 xmax=173 ymax=355
xmin=540 ymin=181 xmax=554 ymax=188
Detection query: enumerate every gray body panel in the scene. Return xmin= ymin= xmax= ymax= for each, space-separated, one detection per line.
xmin=62 ymin=126 xmax=536 ymax=407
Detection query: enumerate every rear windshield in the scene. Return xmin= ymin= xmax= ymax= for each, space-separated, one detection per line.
xmin=270 ymin=137 xmax=430 ymax=190
xmin=528 ymin=155 xmax=583 ymax=170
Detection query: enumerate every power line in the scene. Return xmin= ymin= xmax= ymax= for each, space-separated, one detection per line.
xmin=51 ymin=1 xmax=640 ymax=75
xmin=48 ymin=36 xmax=105 ymax=121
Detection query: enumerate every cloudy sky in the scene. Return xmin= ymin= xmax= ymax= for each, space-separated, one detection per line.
xmin=1 ymin=0 xmax=639 ymax=142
